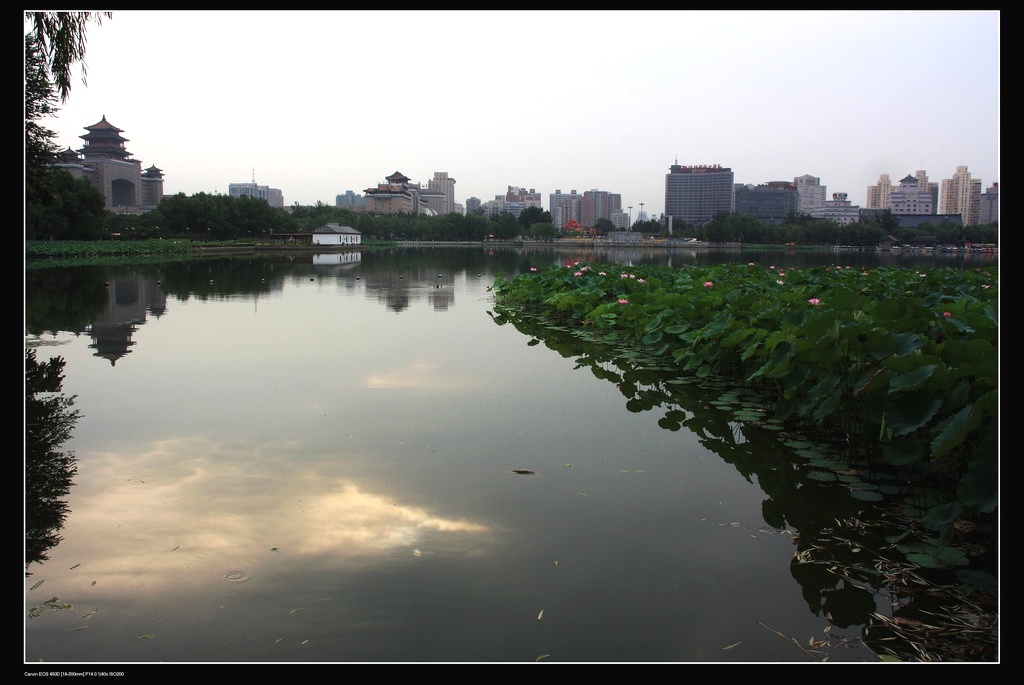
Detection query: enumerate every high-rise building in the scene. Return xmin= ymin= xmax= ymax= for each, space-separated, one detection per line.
xmin=914 ymin=171 xmax=939 ymax=213
xmin=580 ymin=189 xmax=621 ymax=228
xmin=734 ymin=181 xmax=798 ymax=222
xmin=54 ymin=116 xmax=164 ymax=213
xmin=865 ymin=173 xmax=893 ymax=210
xmin=664 ymin=162 xmax=735 ymax=227
xmin=794 ymin=174 xmax=826 ymax=214
xmin=980 ymin=182 xmax=998 ymax=224
xmin=940 ymin=166 xmax=982 ymax=226
xmin=336 ymin=190 xmax=366 ymax=207
xmin=890 ymin=174 xmax=933 ymax=215
xmin=228 ymin=180 xmax=284 ymax=208
xmin=428 ymin=171 xmax=457 ymax=215
xmin=418 ymin=188 xmax=446 ymax=216
xmin=505 ymin=186 xmax=542 ymax=208
xmin=465 ymin=197 xmax=482 ymax=214
xmin=549 ymin=189 xmax=581 ymax=229
xmin=491 ymin=186 xmax=542 ymax=218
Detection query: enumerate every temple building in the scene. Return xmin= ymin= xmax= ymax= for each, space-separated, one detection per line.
xmin=55 ymin=116 xmax=164 ymax=213
xmin=362 ymin=171 xmax=435 ymax=216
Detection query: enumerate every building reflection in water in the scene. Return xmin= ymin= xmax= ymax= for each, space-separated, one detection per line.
xmin=87 ymin=273 xmax=167 ymax=366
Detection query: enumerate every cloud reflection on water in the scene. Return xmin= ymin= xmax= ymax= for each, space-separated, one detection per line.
xmin=364 ymin=360 xmax=483 ymax=390
xmin=62 ymin=436 xmax=492 ymax=594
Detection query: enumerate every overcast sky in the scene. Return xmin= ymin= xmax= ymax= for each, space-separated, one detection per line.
xmin=36 ymin=10 xmax=1000 ymax=216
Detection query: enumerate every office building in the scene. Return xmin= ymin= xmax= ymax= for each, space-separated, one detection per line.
xmin=810 ymin=192 xmax=861 ymax=226
xmin=734 ymin=181 xmax=798 ymax=223
xmin=980 ymin=183 xmax=998 ymax=224
xmin=427 ymin=172 xmax=457 ymax=215
xmin=418 ymin=188 xmax=447 ymax=216
xmin=794 ymin=174 xmax=826 ymax=214
xmin=228 ymin=176 xmax=284 ymax=208
xmin=890 ymin=174 xmax=933 ymax=215
xmin=664 ymin=162 xmax=735 ymax=227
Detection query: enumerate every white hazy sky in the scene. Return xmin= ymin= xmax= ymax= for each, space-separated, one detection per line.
xmin=36 ymin=10 xmax=999 ymax=216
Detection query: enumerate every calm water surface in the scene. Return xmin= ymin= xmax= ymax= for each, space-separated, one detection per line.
xmin=24 ymin=246 xmax=995 ymax=664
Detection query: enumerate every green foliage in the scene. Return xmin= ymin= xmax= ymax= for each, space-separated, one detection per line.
xmin=24 ymin=34 xmax=61 ymax=208
xmin=518 ymin=206 xmax=551 ymax=229
xmin=26 ymin=169 xmax=107 ymax=240
xmin=24 ymin=11 xmax=112 ymax=102
xmin=492 ymin=262 xmax=999 ymax=542
xmin=528 ymin=222 xmax=557 ymax=240
xmin=26 ymin=239 xmax=200 ymax=264
xmin=25 ymin=349 xmax=80 ymax=570
xmin=143 ymin=192 xmax=297 ymax=239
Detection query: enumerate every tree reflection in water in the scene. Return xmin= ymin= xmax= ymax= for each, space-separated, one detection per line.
xmin=25 ymin=349 xmax=80 ymax=574
xmin=489 ymin=308 xmax=998 ymax=661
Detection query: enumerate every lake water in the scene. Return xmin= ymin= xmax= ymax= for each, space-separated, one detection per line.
xmin=24 ymin=245 xmax=996 ymax=664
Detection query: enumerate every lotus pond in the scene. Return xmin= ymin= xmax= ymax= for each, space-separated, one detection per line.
xmin=25 ymin=246 xmax=998 ymax=664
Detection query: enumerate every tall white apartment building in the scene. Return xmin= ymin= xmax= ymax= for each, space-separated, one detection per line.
xmin=428 ymin=171 xmax=457 ymax=215
xmin=793 ymin=174 xmax=826 ymax=214
xmin=940 ymin=166 xmax=982 ymax=226
xmin=865 ymin=174 xmax=893 ymax=210
xmin=914 ymin=170 xmax=939 ymax=212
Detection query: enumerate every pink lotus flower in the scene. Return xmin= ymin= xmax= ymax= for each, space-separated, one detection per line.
xmin=777 ymin=280 xmax=785 ymax=285
xmin=621 ymin=273 xmax=629 ymax=279
xmin=703 ymin=281 xmax=714 ymax=288
xmin=982 ymin=284 xmax=990 ymax=289
xmin=808 ymin=298 xmax=821 ymax=306
xmin=574 ymin=271 xmax=583 ymax=277
xmin=599 ymin=271 xmax=607 ymax=276
xmin=748 ymin=262 xmax=755 ymax=266
xmin=637 ymin=278 xmax=645 ymax=283
xmin=943 ymin=311 xmax=952 ymax=318
xmin=618 ymin=299 xmax=629 ymax=304
xmin=530 ymin=267 xmax=538 ymax=272
xmin=778 ymin=272 xmax=786 ymax=278
xmin=769 ymin=265 xmax=776 ymax=269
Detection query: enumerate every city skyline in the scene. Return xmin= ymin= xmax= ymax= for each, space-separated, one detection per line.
xmin=35 ymin=10 xmax=999 ymax=217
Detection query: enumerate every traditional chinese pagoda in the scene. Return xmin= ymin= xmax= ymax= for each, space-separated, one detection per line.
xmin=54 ymin=115 xmax=164 ymax=213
